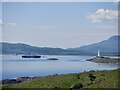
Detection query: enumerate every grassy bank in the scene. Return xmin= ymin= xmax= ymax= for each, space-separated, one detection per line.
xmin=3 ymin=69 xmax=119 ymax=89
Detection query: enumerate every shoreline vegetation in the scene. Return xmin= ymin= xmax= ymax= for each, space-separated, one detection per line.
xmin=1 ymin=69 xmax=119 ymax=89
xmin=1 ymin=58 xmax=119 ymax=89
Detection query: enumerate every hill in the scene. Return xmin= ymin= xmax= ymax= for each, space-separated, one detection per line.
xmin=68 ymin=36 xmax=119 ymax=56
xmin=0 ymin=42 xmax=67 ymax=55
xmin=0 ymin=36 xmax=119 ymax=55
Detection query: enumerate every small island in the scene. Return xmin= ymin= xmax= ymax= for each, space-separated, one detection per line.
xmin=87 ymin=58 xmax=119 ymax=64
xmin=47 ymin=58 xmax=58 ymax=60
xmin=87 ymin=50 xmax=119 ymax=64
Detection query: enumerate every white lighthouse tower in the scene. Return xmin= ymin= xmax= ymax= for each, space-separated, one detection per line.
xmin=97 ymin=50 xmax=100 ymax=57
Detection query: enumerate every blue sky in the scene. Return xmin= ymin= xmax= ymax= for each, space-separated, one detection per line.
xmin=1 ymin=2 xmax=118 ymax=48
xmin=0 ymin=2 xmax=1 ymax=75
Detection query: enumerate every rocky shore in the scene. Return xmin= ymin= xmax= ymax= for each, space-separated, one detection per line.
xmin=1 ymin=69 xmax=119 ymax=88
xmin=0 ymin=74 xmax=60 ymax=86
xmin=87 ymin=58 xmax=119 ymax=64
xmin=0 ymin=76 xmax=42 ymax=86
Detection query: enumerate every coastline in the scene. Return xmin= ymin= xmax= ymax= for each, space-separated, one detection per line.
xmin=1 ymin=56 xmax=119 ymax=88
xmin=1 ymin=68 xmax=119 ymax=88
xmin=0 ymin=68 xmax=119 ymax=86
xmin=1 ymin=57 xmax=119 ymax=86
xmin=87 ymin=58 xmax=120 ymax=64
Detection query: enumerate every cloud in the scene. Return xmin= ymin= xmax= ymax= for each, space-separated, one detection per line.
xmin=0 ymin=20 xmax=16 ymax=27
xmin=114 ymin=0 xmax=120 ymax=4
xmin=87 ymin=9 xmax=118 ymax=23
xmin=35 ymin=25 xmax=55 ymax=28
xmin=7 ymin=22 xmax=16 ymax=27
xmin=0 ymin=19 xmax=2 ymax=26
xmin=114 ymin=0 xmax=120 ymax=2
xmin=31 ymin=25 xmax=56 ymax=30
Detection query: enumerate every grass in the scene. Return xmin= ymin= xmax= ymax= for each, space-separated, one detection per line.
xmin=2 ymin=69 xmax=119 ymax=89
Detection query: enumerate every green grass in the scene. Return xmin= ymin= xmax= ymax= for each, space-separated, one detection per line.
xmin=3 ymin=69 xmax=119 ymax=89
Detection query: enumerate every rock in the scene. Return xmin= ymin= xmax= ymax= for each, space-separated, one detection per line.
xmin=89 ymin=70 xmax=96 ymax=72
xmin=100 ymin=74 xmax=105 ymax=76
xmin=53 ymin=74 xmax=59 ymax=76
xmin=1 ymin=77 xmax=32 ymax=86
xmin=88 ymin=73 xmax=96 ymax=82
xmin=87 ymin=58 xmax=94 ymax=61
xmin=17 ymin=77 xmax=31 ymax=81
xmin=0 ymin=76 xmax=43 ymax=86
xmin=1 ymin=79 xmax=22 ymax=86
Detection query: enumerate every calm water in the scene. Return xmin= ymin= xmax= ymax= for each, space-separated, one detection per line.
xmin=0 ymin=55 xmax=118 ymax=80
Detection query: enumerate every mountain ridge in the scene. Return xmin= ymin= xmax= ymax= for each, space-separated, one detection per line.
xmin=0 ymin=35 xmax=119 ymax=56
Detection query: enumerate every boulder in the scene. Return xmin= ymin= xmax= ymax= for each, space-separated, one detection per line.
xmin=17 ymin=77 xmax=31 ymax=81
xmin=70 ymin=83 xmax=83 ymax=90
xmin=1 ymin=79 xmax=22 ymax=86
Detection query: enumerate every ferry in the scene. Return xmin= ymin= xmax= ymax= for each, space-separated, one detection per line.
xmin=22 ymin=55 xmax=41 ymax=58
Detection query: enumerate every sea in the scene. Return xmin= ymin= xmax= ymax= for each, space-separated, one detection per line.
xmin=0 ymin=55 xmax=118 ymax=80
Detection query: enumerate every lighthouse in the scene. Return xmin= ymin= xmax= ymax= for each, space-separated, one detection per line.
xmin=95 ymin=50 xmax=109 ymax=59
xmin=96 ymin=50 xmax=104 ymax=58
xmin=97 ymin=50 xmax=100 ymax=57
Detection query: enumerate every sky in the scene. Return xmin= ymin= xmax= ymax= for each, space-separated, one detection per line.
xmin=0 ymin=2 xmax=2 ymax=43
xmin=1 ymin=0 xmax=120 ymax=2
xmin=1 ymin=2 xmax=119 ymax=48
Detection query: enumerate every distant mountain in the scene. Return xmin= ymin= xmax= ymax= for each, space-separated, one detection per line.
xmin=0 ymin=42 xmax=86 ymax=55
xmin=0 ymin=42 xmax=67 ymax=55
xmin=68 ymin=36 xmax=119 ymax=56
xmin=0 ymin=36 xmax=119 ymax=56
